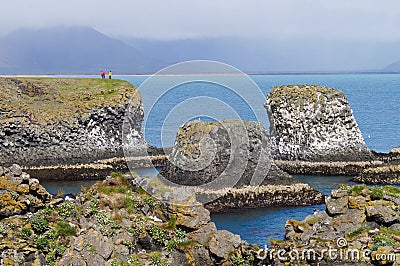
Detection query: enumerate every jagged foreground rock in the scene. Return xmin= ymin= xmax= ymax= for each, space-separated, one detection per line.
xmin=270 ymin=185 xmax=400 ymax=265
xmin=265 ymin=85 xmax=373 ymax=161
xmin=0 ymin=164 xmax=51 ymax=218
xmin=0 ymin=77 xmax=146 ymax=167
xmin=158 ymin=120 xmax=323 ymax=211
xmin=0 ymin=165 xmax=265 ymax=265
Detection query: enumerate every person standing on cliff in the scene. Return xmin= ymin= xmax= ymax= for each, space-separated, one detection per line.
xmin=108 ymin=70 xmax=113 ymax=79
xmin=100 ymin=71 xmax=106 ymax=78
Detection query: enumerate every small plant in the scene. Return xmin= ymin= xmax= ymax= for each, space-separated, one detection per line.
xmin=55 ymin=244 xmax=66 ymax=255
xmin=37 ymin=237 xmax=50 ymax=250
xmin=232 ymin=255 xmax=246 ymax=265
xmin=383 ymin=186 xmax=400 ymax=198
xmin=346 ymin=226 xmax=369 ymax=239
xmin=348 ymin=185 xmax=366 ymax=196
xmin=8 ymin=222 xmax=17 ymax=230
xmin=0 ymin=223 xmax=7 ymax=235
xmin=96 ymin=211 xmax=111 ymax=225
xmin=372 ymin=234 xmax=395 ymax=250
xmin=58 ymin=201 xmax=75 ymax=219
xmin=176 ymin=228 xmax=186 ymax=239
xmin=149 ymin=225 xmax=168 ymax=245
xmin=123 ymin=196 xmax=141 ymax=214
xmin=10 ymin=191 xmax=19 ymax=200
xmin=371 ymin=187 xmax=383 ymax=199
xmin=380 ymin=227 xmax=400 ymax=236
xmin=31 ymin=214 xmax=49 ymax=234
xmin=150 ymin=252 xmax=169 ymax=266
xmin=46 ymin=251 xmax=56 ymax=266
xmin=164 ymin=215 xmax=177 ymax=230
xmin=55 ymin=221 xmax=76 ymax=236
xmin=85 ymin=198 xmax=99 ymax=216
xmin=21 ymin=227 xmax=32 ymax=239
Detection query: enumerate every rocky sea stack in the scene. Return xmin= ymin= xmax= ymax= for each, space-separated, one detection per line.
xmin=265 ymin=85 xmax=373 ymax=162
xmin=0 ymin=77 xmax=146 ymax=167
xmin=160 ymin=120 xmax=323 ymax=211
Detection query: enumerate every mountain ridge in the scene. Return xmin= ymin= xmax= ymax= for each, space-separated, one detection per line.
xmin=0 ymin=27 xmax=165 ymax=75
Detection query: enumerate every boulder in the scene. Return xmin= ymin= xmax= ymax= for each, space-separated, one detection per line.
xmin=0 ymin=164 xmax=51 ymax=218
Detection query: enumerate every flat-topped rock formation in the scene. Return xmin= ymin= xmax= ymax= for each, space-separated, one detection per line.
xmin=0 ymin=77 xmax=146 ymax=166
xmin=159 ymin=120 xmax=323 ymax=210
xmin=265 ymin=85 xmax=373 ymax=162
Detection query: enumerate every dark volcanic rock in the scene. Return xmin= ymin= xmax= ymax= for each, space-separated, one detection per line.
xmin=352 ymin=164 xmax=400 ymax=184
xmin=270 ymin=185 xmax=400 ymax=265
xmin=162 ymin=119 xmax=290 ymax=188
xmin=160 ymin=120 xmax=323 ymax=210
xmin=0 ymin=164 xmax=51 ymax=218
xmin=0 ymin=77 xmax=147 ymax=167
xmin=265 ymin=85 xmax=374 ymax=161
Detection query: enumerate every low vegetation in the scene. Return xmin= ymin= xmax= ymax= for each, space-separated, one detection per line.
xmin=0 ymin=77 xmax=140 ymax=124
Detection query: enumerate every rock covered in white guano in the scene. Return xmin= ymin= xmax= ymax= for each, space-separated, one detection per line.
xmin=265 ymin=85 xmax=373 ymax=161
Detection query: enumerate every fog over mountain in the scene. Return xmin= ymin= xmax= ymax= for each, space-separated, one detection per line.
xmin=0 ymin=27 xmax=164 ymax=74
xmin=384 ymin=60 xmax=400 ymax=72
xmin=0 ymin=26 xmax=400 ymax=74
xmin=122 ymin=37 xmax=400 ymax=73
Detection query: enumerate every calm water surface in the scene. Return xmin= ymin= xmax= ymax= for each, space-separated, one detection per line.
xmin=44 ymin=73 xmax=399 ymax=245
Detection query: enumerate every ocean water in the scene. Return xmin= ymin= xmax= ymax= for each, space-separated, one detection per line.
xmin=46 ymin=73 xmax=400 ymax=245
xmin=118 ymin=73 xmax=400 ymax=153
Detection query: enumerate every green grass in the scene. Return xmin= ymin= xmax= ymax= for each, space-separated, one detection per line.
xmin=268 ymin=85 xmax=344 ymax=103
xmin=55 ymin=221 xmax=76 ymax=236
xmin=380 ymin=227 xmax=400 ymax=236
xmin=0 ymin=77 xmax=140 ymax=124
xmin=346 ymin=226 xmax=369 ymax=239
xmin=348 ymin=184 xmax=367 ymax=196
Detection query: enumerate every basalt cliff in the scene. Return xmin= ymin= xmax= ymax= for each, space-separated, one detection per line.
xmin=0 ymin=77 xmax=146 ymax=167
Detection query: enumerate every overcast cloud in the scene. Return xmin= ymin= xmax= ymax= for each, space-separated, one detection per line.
xmin=1 ymin=0 xmax=400 ymax=41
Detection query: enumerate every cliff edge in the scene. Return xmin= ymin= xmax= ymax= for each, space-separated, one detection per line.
xmin=0 ymin=77 xmax=146 ymax=166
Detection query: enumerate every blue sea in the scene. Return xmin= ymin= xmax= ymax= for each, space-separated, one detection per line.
xmin=118 ymin=73 xmax=400 ymax=153
xmin=44 ymin=73 xmax=400 ymax=245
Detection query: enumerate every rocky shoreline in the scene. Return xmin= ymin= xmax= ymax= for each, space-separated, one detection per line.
xmin=270 ymin=184 xmax=400 ymax=265
xmin=1 ymin=165 xmax=263 ymax=265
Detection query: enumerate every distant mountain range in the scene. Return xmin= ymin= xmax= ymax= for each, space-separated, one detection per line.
xmin=0 ymin=27 xmax=164 ymax=74
xmin=384 ymin=60 xmax=400 ymax=72
xmin=0 ymin=26 xmax=399 ymax=74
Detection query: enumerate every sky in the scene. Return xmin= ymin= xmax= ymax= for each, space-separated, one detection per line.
xmin=2 ymin=0 xmax=400 ymax=41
